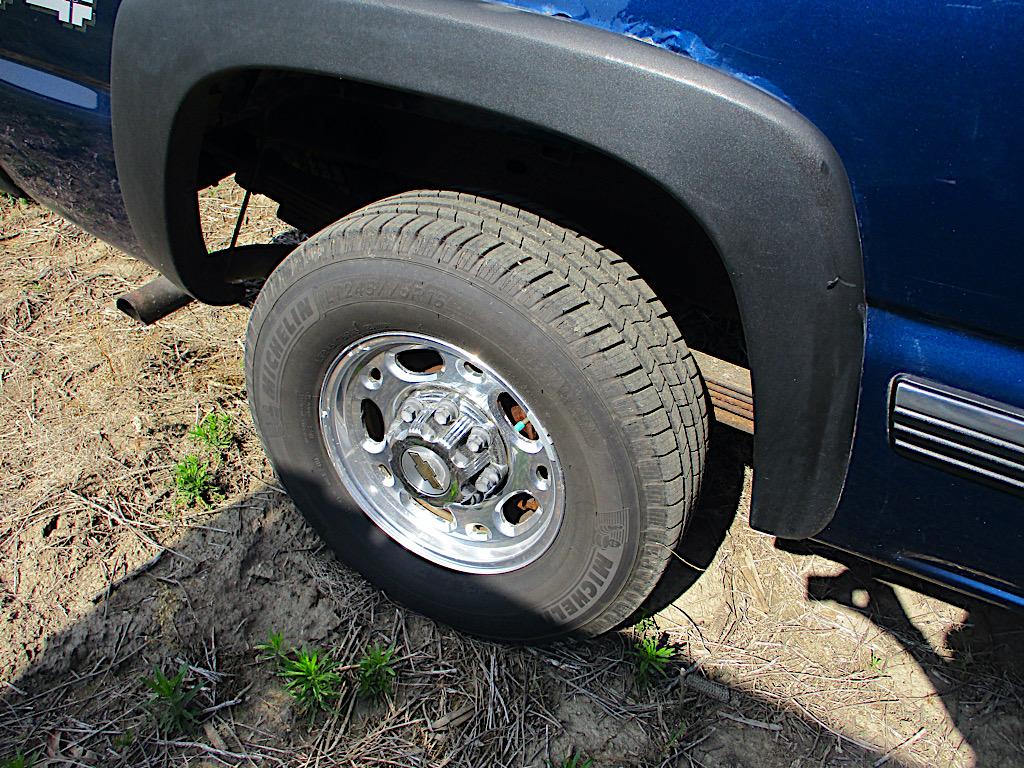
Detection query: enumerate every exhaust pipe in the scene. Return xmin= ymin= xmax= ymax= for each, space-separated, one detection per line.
xmin=116 ymin=243 xmax=296 ymax=325
xmin=116 ymin=276 xmax=194 ymax=325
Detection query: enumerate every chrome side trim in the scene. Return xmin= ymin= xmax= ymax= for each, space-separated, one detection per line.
xmin=890 ymin=377 xmax=1024 ymax=495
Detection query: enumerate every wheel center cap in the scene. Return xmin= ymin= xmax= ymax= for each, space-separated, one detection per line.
xmin=400 ymin=446 xmax=451 ymax=497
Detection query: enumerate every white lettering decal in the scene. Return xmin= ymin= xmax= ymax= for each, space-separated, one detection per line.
xmin=26 ymin=0 xmax=94 ymax=28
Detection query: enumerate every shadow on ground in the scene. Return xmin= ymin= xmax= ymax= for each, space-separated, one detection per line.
xmin=1 ymin=426 xmax=1022 ymax=767
xmin=801 ymin=546 xmax=1024 ymax=767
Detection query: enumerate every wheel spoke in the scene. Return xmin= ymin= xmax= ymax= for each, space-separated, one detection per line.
xmin=507 ymin=442 xmax=548 ymax=488
xmin=362 ymin=373 xmax=408 ymax=421
xmin=449 ymin=502 xmax=505 ymax=540
xmin=431 ymin=348 xmax=485 ymax=393
xmin=356 ymin=354 xmax=410 ymax=421
xmin=431 ymin=348 xmax=463 ymax=381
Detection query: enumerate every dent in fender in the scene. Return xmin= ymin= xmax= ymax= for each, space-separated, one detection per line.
xmin=494 ymin=0 xmax=791 ymax=102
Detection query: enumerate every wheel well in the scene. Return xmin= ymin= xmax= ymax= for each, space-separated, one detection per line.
xmin=117 ymin=0 xmax=862 ymax=539
xmin=190 ymin=69 xmax=747 ymax=364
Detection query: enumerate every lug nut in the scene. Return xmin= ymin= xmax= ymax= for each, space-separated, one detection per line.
xmin=433 ymin=403 xmax=458 ymax=425
xmin=400 ymin=398 xmax=423 ymax=423
xmin=466 ymin=427 xmax=490 ymax=453
xmin=475 ymin=466 xmax=502 ymax=494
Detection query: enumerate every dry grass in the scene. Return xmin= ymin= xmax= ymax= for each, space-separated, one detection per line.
xmin=0 ymin=184 xmax=1021 ymax=767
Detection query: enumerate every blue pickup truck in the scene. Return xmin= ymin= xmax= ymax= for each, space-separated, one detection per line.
xmin=1 ymin=0 xmax=1021 ymax=641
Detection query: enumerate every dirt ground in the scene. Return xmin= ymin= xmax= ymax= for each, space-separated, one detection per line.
xmin=1 ymin=186 xmax=1022 ymax=768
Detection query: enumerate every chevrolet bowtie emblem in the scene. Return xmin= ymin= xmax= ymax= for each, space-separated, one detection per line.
xmin=410 ymin=450 xmax=443 ymax=490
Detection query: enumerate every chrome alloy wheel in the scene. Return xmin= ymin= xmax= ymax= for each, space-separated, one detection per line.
xmin=318 ymin=333 xmax=565 ymax=574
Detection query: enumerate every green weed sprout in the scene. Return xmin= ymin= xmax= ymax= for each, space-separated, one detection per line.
xmin=279 ymin=648 xmax=343 ymax=715
xmin=357 ymin=643 xmax=398 ymax=699
xmin=631 ymin=618 xmax=675 ymax=685
xmin=142 ymin=665 xmax=202 ymax=734
xmin=255 ymin=631 xmax=286 ymax=663
xmin=173 ymin=454 xmax=220 ymax=507
xmin=0 ymin=753 xmax=39 ymax=768
xmin=188 ymin=412 xmax=233 ymax=453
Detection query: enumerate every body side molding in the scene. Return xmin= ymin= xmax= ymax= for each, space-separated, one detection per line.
xmin=891 ymin=377 xmax=1024 ymax=495
xmin=110 ymin=0 xmax=864 ymax=537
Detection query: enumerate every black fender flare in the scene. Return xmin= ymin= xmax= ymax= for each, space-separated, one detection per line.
xmin=111 ymin=0 xmax=865 ymax=538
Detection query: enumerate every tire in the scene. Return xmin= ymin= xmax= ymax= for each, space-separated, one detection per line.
xmin=245 ymin=191 xmax=708 ymax=642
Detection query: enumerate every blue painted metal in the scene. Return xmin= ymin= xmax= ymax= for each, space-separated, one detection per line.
xmin=818 ymin=307 xmax=1024 ymax=605
xmin=499 ymin=0 xmax=1024 ymax=346
xmin=0 ymin=0 xmax=119 ymax=85
xmin=1 ymin=0 xmax=1022 ymax=605
xmin=0 ymin=57 xmax=98 ymax=109
xmin=0 ymin=73 xmax=139 ymax=253
xmin=893 ymin=557 xmax=1024 ymax=611
xmin=0 ymin=0 xmax=137 ymax=253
